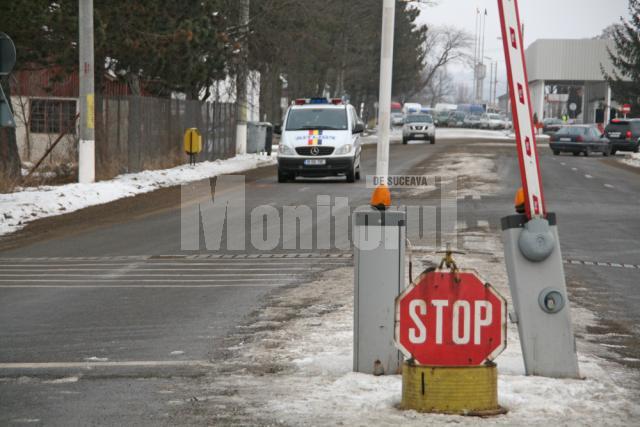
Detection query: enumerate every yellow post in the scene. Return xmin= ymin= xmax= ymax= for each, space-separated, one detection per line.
xmin=183 ymin=128 xmax=202 ymax=165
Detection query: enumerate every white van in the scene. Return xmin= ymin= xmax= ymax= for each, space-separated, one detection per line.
xmin=275 ymin=98 xmax=364 ymax=183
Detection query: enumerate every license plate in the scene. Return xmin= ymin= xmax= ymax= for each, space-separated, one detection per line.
xmin=609 ymin=132 xmax=621 ymax=138
xmin=304 ymin=159 xmax=326 ymax=166
xmin=560 ymin=138 xmax=571 ymax=142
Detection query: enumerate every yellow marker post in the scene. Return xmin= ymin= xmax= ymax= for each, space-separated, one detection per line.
xmin=183 ymin=128 xmax=202 ymax=165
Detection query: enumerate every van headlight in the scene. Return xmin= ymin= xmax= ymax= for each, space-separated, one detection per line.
xmin=335 ymin=144 xmax=352 ymax=155
xmin=279 ymin=144 xmax=295 ymax=155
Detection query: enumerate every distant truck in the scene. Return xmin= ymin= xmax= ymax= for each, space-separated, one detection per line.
xmin=457 ymin=104 xmax=486 ymax=115
xmin=434 ymin=103 xmax=457 ymax=112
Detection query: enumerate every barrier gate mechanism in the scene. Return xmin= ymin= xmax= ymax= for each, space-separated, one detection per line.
xmin=498 ymin=0 xmax=580 ymax=378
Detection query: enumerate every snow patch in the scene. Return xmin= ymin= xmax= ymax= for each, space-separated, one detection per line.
xmin=185 ymin=231 xmax=639 ymax=425
xmin=43 ymin=376 xmax=80 ymax=384
xmin=0 ymin=154 xmax=276 ymax=237
xmin=83 ymin=357 xmax=108 ymax=362
xmin=619 ymin=152 xmax=640 ymax=168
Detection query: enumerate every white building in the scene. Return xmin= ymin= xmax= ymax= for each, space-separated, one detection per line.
xmin=524 ymin=38 xmax=629 ymax=124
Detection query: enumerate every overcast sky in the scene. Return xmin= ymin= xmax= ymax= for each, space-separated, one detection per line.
xmin=416 ymin=0 xmax=630 ymax=100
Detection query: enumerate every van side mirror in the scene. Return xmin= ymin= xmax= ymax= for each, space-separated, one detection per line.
xmin=353 ymin=122 xmax=365 ymax=134
xmin=273 ymin=124 xmax=282 ymax=135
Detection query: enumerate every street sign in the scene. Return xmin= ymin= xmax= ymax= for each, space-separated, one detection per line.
xmin=498 ymin=0 xmax=546 ymax=219
xmin=395 ymin=270 xmax=506 ymax=366
xmin=621 ymin=104 xmax=632 ymax=114
xmin=0 ymin=32 xmax=16 ymax=76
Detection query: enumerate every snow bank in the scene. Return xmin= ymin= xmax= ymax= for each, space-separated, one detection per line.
xmin=619 ymin=152 xmax=640 ymax=168
xmin=0 ymin=154 xmax=276 ymax=236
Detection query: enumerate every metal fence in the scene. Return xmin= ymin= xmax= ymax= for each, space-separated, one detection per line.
xmin=95 ymin=96 xmax=236 ymax=179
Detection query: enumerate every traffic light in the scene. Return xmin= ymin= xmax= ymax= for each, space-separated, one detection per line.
xmin=0 ymin=32 xmax=16 ymax=128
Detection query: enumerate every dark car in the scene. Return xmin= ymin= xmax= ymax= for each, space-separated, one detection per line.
xmin=434 ymin=110 xmax=450 ymax=127
xmin=550 ymin=125 xmax=611 ymax=156
xmin=446 ymin=111 xmax=466 ymax=128
xmin=542 ymin=118 xmax=564 ymax=135
xmin=603 ymin=118 xmax=640 ymax=154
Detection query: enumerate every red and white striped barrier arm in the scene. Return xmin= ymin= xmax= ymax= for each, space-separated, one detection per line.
xmin=498 ymin=0 xmax=546 ymax=219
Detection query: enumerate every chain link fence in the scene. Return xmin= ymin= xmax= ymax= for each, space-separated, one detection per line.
xmin=95 ymin=96 xmax=236 ymax=179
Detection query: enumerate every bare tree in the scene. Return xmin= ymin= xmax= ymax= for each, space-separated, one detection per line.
xmin=419 ymin=68 xmax=454 ymax=106
xmin=408 ymin=26 xmax=472 ymax=99
xmin=454 ymin=82 xmax=472 ymax=104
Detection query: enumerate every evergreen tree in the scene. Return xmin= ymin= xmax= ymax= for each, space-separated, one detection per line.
xmin=604 ymin=0 xmax=640 ymax=114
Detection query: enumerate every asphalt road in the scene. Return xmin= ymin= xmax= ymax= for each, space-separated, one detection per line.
xmin=1 ymin=134 xmax=639 ymax=425
xmin=0 ymin=137 xmax=449 ymax=425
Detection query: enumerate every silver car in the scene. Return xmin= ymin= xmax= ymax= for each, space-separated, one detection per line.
xmin=402 ymin=114 xmax=436 ymax=144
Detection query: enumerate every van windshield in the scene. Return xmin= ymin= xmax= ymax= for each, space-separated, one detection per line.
xmin=286 ymin=108 xmax=348 ymax=131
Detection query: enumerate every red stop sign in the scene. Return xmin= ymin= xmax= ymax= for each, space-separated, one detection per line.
xmin=622 ymin=104 xmax=632 ymax=114
xmin=395 ymin=270 xmax=507 ymax=366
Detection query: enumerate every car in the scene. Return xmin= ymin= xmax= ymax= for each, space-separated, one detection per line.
xmin=603 ymin=118 xmax=640 ymax=155
xmin=447 ymin=111 xmax=466 ymax=128
xmin=402 ymin=113 xmax=436 ymax=144
xmin=391 ymin=112 xmax=405 ymax=126
xmin=434 ymin=110 xmax=450 ymax=127
xmin=463 ymin=114 xmax=482 ymax=128
xmin=542 ymin=118 xmax=564 ymax=136
xmin=502 ymin=115 xmax=513 ymax=130
xmin=549 ymin=125 xmax=611 ymax=156
xmin=479 ymin=113 xmax=506 ymax=130
xmin=275 ymin=97 xmax=363 ymax=183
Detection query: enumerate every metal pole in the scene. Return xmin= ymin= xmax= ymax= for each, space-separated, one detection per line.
xmin=489 ymin=62 xmax=493 ymax=108
xmin=479 ymin=9 xmax=487 ymax=102
xmin=235 ymin=0 xmax=250 ymax=155
xmin=473 ymin=9 xmax=479 ymax=103
xmin=603 ymin=85 xmax=611 ymax=124
xmin=375 ymin=0 xmax=395 ymax=179
xmin=78 ymin=0 xmax=95 ymax=183
xmin=494 ymin=62 xmax=499 ymax=107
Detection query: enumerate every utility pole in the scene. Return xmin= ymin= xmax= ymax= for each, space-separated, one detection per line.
xmin=375 ymin=0 xmax=395 ymax=179
xmin=235 ymin=0 xmax=250 ymax=155
xmin=78 ymin=0 xmax=95 ymax=183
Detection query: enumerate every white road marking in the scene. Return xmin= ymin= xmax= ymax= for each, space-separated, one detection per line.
xmin=604 ymin=184 xmax=615 ymax=189
xmin=0 ymin=279 xmax=289 ymax=285
xmin=560 ymin=162 xmax=566 ymax=166
xmin=571 ymin=167 xmax=578 ymax=171
xmin=0 ymin=267 xmax=326 ymax=272
xmin=0 ymin=360 xmax=214 ymax=369
xmin=585 ymin=174 xmax=593 ymax=179
xmin=0 ymin=262 xmax=351 ymax=268
xmin=0 ymin=273 xmax=308 ymax=278
xmin=299 ymin=186 xmax=311 ymax=192
xmin=0 ymin=284 xmax=284 ymax=288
